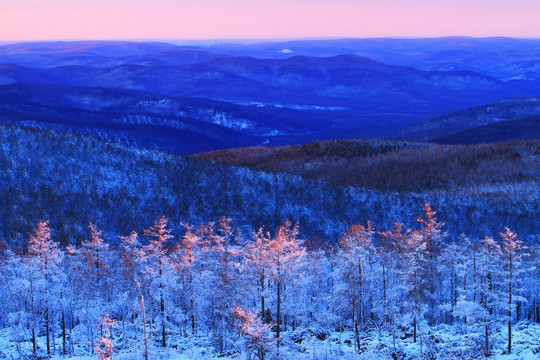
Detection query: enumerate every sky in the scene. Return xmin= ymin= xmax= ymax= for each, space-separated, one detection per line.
xmin=1 ymin=0 xmax=540 ymax=42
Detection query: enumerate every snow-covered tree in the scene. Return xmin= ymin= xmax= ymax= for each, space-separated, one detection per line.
xmin=336 ymin=221 xmax=376 ymax=352
xmin=415 ymin=203 xmax=447 ymax=321
xmin=476 ymin=235 xmax=502 ymax=355
xmin=244 ymin=227 xmax=271 ymax=324
xmin=232 ymin=305 xmax=274 ymax=360
xmin=143 ymin=216 xmax=173 ymax=348
xmin=266 ymin=221 xmax=305 ymax=347
xmin=67 ymin=222 xmax=113 ymax=354
xmin=95 ymin=314 xmax=114 ymax=360
xmin=499 ymin=227 xmax=527 ymax=354
xmin=26 ymin=220 xmax=63 ymax=356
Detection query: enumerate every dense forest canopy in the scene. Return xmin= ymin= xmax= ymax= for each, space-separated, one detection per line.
xmin=0 ymin=125 xmax=538 ymax=247
xmin=193 ymin=138 xmax=540 ymax=192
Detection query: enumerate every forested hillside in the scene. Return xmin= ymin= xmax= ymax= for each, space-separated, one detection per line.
xmin=432 ymin=116 xmax=540 ymax=144
xmin=0 ymin=125 xmax=538 ymax=247
xmin=393 ymin=97 xmax=540 ymax=142
xmin=193 ymin=138 xmax=539 ymax=192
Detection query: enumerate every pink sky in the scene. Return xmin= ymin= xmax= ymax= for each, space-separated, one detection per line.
xmin=1 ymin=0 xmax=539 ymax=41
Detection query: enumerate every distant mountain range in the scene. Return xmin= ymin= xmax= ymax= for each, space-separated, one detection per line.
xmin=0 ymin=83 xmax=347 ymax=153
xmin=0 ymin=38 xmax=538 ymax=152
xmin=3 ymin=37 xmax=540 ymax=80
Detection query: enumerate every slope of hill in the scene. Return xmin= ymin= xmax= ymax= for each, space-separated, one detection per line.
xmin=393 ymin=97 xmax=540 ymax=141
xmin=192 ymin=138 xmax=540 ymax=193
xmin=0 ymin=125 xmax=537 ymax=246
xmin=433 ymin=116 xmax=540 ymax=144
xmin=0 ymin=83 xmax=339 ymax=153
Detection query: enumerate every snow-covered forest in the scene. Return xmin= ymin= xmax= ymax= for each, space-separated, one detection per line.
xmin=1 ymin=204 xmax=538 ymax=360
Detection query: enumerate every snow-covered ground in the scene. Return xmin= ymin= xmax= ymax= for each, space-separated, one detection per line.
xmin=1 ymin=322 xmax=538 ymax=359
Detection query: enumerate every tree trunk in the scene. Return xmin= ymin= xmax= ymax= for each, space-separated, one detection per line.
xmin=508 ymin=319 xmax=512 ymax=354
xmin=191 ymin=298 xmax=195 ymax=335
xmin=161 ymin=296 xmax=166 ymax=347
xmin=160 ymin=261 xmax=166 ymax=348
xmin=352 ymin=295 xmax=359 ymax=352
xmin=62 ymin=310 xmax=66 ymax=355
xmin=261 ymin=273 xmax=266 ymax=323
xmin=189 ymin=271 xmax=196 ymax=335
xmin=413 ymin=316 xmax=417 ymax=343
xmin=32 ymin=328 xmax=36 ymax=355
xmin=136 ymin=280 xmax=149 ymax=360
xmin=485 ymin=324 xmax=489 ymax=355
xmin=276 ymin=280 xmax=281 ymax=341
xmin=508 ymin=257 xmax=513 ymax=354
xmin=382 ymin=264 xmax=386 ymax=303
xmin=46 ymin=308 xmax=50 ymax=355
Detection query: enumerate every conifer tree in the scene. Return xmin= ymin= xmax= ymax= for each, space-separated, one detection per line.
xmin=500 ymin=227 xmax=526 ymax=354
xmin=415 ymin=203 xmax=446 ymax=322
xmin=95 ymin=314 xmax=114 ymax=360
xmin=143 ymin=216 xmax=173 ymax=347
xmin=337 ymin=221 xmax=375 ymax=352
xmin=68 ymin=222 xmax=112 ymax=354
xmin=477 ymin=235 xmax=501 ymax=355
xmin=377 ymin=222 xmax=414 ymax=349
xmin=401 ymin=231 xmax=428 ymax=346
xmin=212 ymin=216 xmax=240 ymax=351
xmin=176 ymin=222 xmax=202 ymax=335
xmin=267 ymin=221 xmax=305 ymax=348
xmin=232 ymin=305 xmax=274 ymax=360
xmin=245 ymin=227 xmax=271 ymax=324
xmin=27 ymin=220 xmax=63 ymax=356
xmin=118 ymin=231 xmax=144 ymax=344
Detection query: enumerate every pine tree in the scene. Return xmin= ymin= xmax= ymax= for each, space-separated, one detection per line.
xmin=415 ymin=203 xmax=446 ymax=322
xmin=477 ymin=235 xmax=502 ymax=355
xmin=69 ymin=222 xmax=112 ymax=354
xmin=337 ymin=221 xmax=375 ymax=352
xmin=232 ymin=305 xmax=274 ymax=360
xmin=95 ymin=314 xmax=114 ymax=360
xmin=81 ymin=222 xmax=111 ymax=291
xmin=401 ymin=230 xmax=428 ymax=346
xmin=27 ymin=220 xmax=63 ymax=356
xmin=266 ymin=221 xmax=305 ymax=349
xmin=245 ymin=227 xmax=271 ymax=324
xmin=176 ymin=222 xmax=202 ymax=335
xmin=525 ymin=240 xmax=540 ymax=323
xmin=500 ymin=227 xmax=526 ymax=354
xmin=143 ymin=216 xmax=173 ymax=348
xmin=212 ymin=216 xmax=240 ymax=352
xmin=119 ymin=231 xmax=144 ymax=284
xmin=378 ymin=222 xmax=414 ymax=350
xmin=118 ymin=231 xmax=144 ymax=347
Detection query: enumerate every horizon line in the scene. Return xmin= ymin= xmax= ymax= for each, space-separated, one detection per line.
xmin=2 ymin=35 xmax=540 ymax=46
